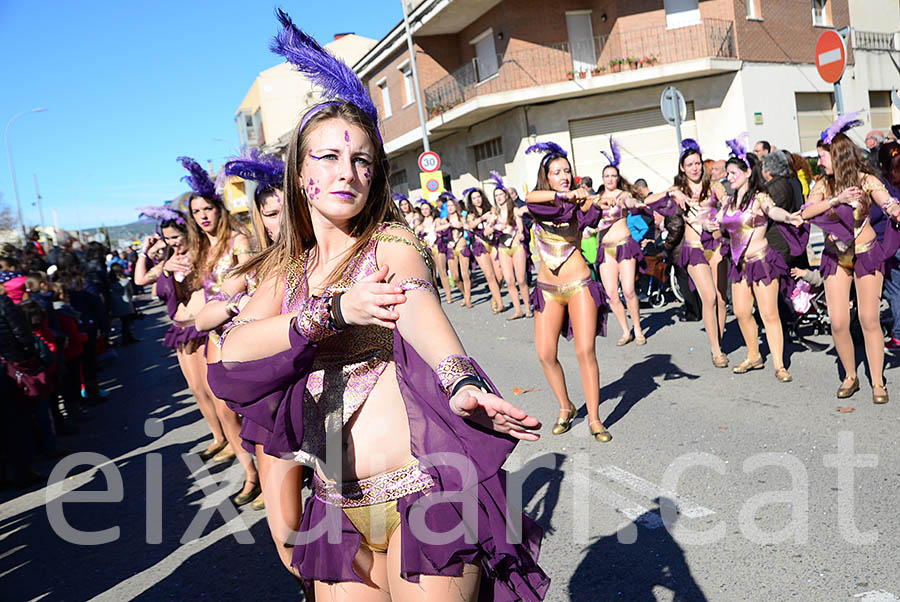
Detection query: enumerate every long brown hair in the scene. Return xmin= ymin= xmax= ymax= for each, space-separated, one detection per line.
xmin=249 ymin=188 xmax=281 ymax=251
xmin=674 ymin=149 xmax=711 ymax=200
xmin=817 ymin=132 xmax=876 ymax=196
xmin=598 ymin=165 xmax=634 ymax=196
xmin=494 ymin=187 xmax=516 ymax=226
xmin=238 ymin=102 xmax=399 ymax=286
xmin=183 ymin=192 xmax=246 ymax=291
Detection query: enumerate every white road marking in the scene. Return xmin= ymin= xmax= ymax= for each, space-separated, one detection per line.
xmin=853 ymin=591 xmax=899 ymax=602
xmin=591 ymin=479 xmax=663 ymax=529
xmin=595 ymin=465 xmax=715 ymax=519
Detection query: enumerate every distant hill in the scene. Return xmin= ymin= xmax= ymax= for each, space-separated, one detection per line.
xmin=81 ymin=220 xmax=157 ymax=247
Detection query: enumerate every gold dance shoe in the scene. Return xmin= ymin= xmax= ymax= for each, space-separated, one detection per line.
xmin=198 ymin=439 xmax=227 ymax=462
xmin=732 ymin=356 xmax=764 ymax=374
xmin=589 ymin=420 xmax=612 ymax=442
xmin=635 ymin=334 xmax=647 ymax=346
xmin=711 ymin=353 xmax=729 ymax=368
xmin=551 ymin=404 xmax=577 ymax=435
xmin=873 ymin=384 xmax=889 ymax=404
xmin=774 ymin=368 xmax=793 ymax=383
xmin=836 ymin=376 xmax=859 ymax=399
xmin=616 ymin=332 xmax=633 ymax=346
xmin=233 ymin=481 xmax=262 ymax=507
xmin=251 ymin=493 xmax=266 ymax=511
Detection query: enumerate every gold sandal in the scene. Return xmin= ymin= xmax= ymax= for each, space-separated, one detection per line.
xmin=616 ymin=332 xmax=633 ymax=346
xmin=551 ymin=404 xmax=577 ymax=435
xmin=774 ymin=367 xmax=793 ymax=383
xmin=589 ymin=420 xmax=612 ymax=443
xmin=732 ymin=356 xmax=764 ymax=374
xmin=711 ymin=352 xmax=729 ymax=368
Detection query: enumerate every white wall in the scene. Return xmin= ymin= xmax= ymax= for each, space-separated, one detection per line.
xmin=849 ymin=0 xmax=900 ymax=33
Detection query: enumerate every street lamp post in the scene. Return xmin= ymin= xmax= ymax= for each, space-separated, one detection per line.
xmin=5 ymin=107 xmax=47 ymax=242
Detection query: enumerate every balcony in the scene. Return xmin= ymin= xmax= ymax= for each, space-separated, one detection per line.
xmin=423 ymin=19 xmax=736 ymax=119
xmin=852 ymin=30 xmax=898 ymax=51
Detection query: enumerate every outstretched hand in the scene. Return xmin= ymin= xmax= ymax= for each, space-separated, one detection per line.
xmin=450 ymin=386 xmax=542 ymax=441
xmin=340 ymin=264 xmax=406 ymax=329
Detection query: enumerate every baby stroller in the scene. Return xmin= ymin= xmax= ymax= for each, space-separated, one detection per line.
xmin=636 ymin=239 xmax=675 ymax=308
xmin=789 ymin=279 xmax=830 ymax=338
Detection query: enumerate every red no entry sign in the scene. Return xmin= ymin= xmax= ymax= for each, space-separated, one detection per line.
xmin=815 ymin=30 xmax=845 ymax=84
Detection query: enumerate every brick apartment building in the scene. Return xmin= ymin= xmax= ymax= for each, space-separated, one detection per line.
xmin=352 ymin=0 xmax=900 ymax=196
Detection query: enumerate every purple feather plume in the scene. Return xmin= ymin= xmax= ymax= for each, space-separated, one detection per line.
xmin=600 ymin=137 xmax=622 ymax=167
xmin=270 ymin=9 xmax=379 ymax=129
xmin=391 ymin=192 xmax=409 ymax=203
xmin=821 ymin=110 xmax=865 ymax=144
xmin=489 ymin=170 xmax=506 ymax=190
xmin=177 ymin=156 xmax=218 ymax=199
xmin=681 ymin=138 xmax=702 ymax=155
xmin=137 ymin=205 xmax=186 ymax=226
xmin=461 ymin=187 xmax=477 ymax=199
xmin=725 ymin=133 xmax=749 ymax=165
xmin=525 ymin=141 xmax=567 ymax=158
xmin=224 ymin=148 xmax=285 ymax=191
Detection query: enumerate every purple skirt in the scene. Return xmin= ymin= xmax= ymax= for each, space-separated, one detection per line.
xmin=729 ymin=246 xmax=788 ymax=287
xmin=820 ymin=240 xmax=885 ymax=279
xmin=678 ymin=244 xmax=709 ymax=269
xmin=529 ymin=278 xmax=608 ymax=340
xmin=469 ymin=236 xmax=491 ymax=258
xmin=596 ymin=236 xmax=643 ymax=266
xmin=163 ymin=324 xmax=208 ymax=350
xmin=238 ymin=417 xmax=269 ymax=455
xmin=702 ymin=231 xmax=729 ymax=259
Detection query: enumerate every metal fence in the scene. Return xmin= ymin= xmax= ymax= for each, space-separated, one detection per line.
xmin=853 ymin=30 xmax=897 ymax=51
xmin=424 ymin=19 xmax=736 ymax=118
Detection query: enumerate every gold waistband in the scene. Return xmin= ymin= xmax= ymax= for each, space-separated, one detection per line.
xmin=601 ymin=236 xmax=631 ymax=248
xmin=743 ymin=245 xmax=771 ymax=263
xmin=683 ymin=239 xmax=704 ymax=249
xmin=313 ymin=460 xmax=434 ymax=508
xmin=855 ymin=237 xmax=877 ymax=254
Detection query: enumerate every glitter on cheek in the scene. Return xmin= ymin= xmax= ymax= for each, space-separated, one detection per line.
xmin=363 ymin=168 xmax=371 ymax=183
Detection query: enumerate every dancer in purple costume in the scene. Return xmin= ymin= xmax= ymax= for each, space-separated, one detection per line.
xmin=413 ymin=200 xmax=454 ymax=303
xmin=133 ymin=205 xmax=226 ymax=460
xmin=594 ymin=137 xmax=648 ymax=346
xmin=525 ymin=141 xmax=612 ymax=443
xmin=491 ymin=172 xmax=532 ymax=319
xmin=800 ymin=113 xmax=900 ymax=403
xmin=644 ymin=139 xmax=730 ymax=366
xmin=715 ymin=137 xmax=802 ymax=381
xmin=206 ymin=11 xmax=548 ymax=600
xmin=463 ymin=186 xmax=505 ymax=313
xmin=436 ymin=194 xmax=472 ymax=307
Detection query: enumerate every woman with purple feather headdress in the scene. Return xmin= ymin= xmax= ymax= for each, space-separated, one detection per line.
xmin=413 ymin=197 xmax=454 ymax=302
xmin=489 ymin=170 xmax=533 ymax=319
xmin=524 ymin=140 xmax=614 ymax=443
xmin=435 ymin=190 xmax=474 ymax=306
xmin=715 ymin=137 xmax=803 ymax=382
xmin=593 ymin=136 xmax=650 ymax=348
xmin=462 ymin=185 xmax=505 ymax=313
xmin=800 ymin=112 xmax=900 ymax=403
xmin=174 ymin=155 xmax=269 ymax=510
xmin=642 ymin=137 xmax=732 ymax=367
xmin=205 ymin=10 xmax=547 ymax=600
xmin=392 ymin=192 xmax=417 ymax=228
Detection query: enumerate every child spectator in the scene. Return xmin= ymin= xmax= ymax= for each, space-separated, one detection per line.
xmin=108 ymin=263 xmax=138 ymax=344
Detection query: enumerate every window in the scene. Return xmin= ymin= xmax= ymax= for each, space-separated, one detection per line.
xmin=870 ymin=91 xmax=892 ymax=132
xmin=795 ymin=92 xmax=835 ymax=152
xmin=378 ymin=79 xmax=392 ymax=118
xmin=566 ymin=11 xmax=597 ymax=73
xmin=812 ymin=0 xmax=831 ymax=27
xmin=398 ymin=61 xmax=415 ymax=107
xmin=470 ymin=29 xmax=498 ymax=82
xmin=664 ymin=0 xmax=701 ymax=29
xmin=236 ymin=109 xmax=263 ymax=148
xmin=746 ymin=0 xmax=761 ymax=20
xmin=473 ymin=138 xmax=502 ymax=162
xmin=390 ymin=169 xmax=408 ymax=195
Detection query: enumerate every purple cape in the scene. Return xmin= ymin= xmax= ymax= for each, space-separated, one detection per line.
xmin=206 ymin=327 xmax=549 ymax=601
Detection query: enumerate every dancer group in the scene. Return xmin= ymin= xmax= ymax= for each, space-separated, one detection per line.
xmin=134 ymin=10 xmax=900 ymax=600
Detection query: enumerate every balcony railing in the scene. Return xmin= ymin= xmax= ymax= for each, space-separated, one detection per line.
xmin=853 ymin=30 xmax=897 ymax=51
xmin=424 ymin=19 xmax=736 ymax=119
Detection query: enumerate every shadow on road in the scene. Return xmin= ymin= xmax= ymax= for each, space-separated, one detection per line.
xmin=567 ymin=497 xmax=708 ymax=601
xmin=600 ymin=354 xmax=700 ymax=427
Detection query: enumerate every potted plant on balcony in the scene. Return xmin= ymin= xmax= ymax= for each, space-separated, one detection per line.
xmin=578 ymin=69 xmax=588 ymax=79
xmin=567 ymin=70 xmax=575 ymax=80
xmin=591 ymin=66 xmax=602 ymax=76
xmin=609 ymin=57 xmax=623 ymax=73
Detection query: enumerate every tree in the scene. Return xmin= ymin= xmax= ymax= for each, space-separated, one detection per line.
xmin=0 ymin=192 xmax=16 ymax=231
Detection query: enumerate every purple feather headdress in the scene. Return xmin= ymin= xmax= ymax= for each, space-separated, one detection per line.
xmin=137 ymin=205 xmax=186 ymax=227
xmin=224 ymin=148 xmax=285 ymax=192
xmin=821 ymin=110 xmax=865 ymax=145
xmin=461 ymin=187 xmax=477 ymax=199
xmin=600 ymin=136 xmax=621 ymax=167
xmin=391 ymin=192 xmax=409 ymax=203
xmin=681 ymin=138 xmax=702 ymax=156
xmin=725 ymin=132 xmax=749 ymax=166
xmin=271 ymin=9 xmax=380 ymax=137
xmin=526 ymin=141 xmax=568 ymax=165
xmin=177 ymin=156 xmax=218 ymax=199
xmin=489 ymin=170 xmax=506 ymax=190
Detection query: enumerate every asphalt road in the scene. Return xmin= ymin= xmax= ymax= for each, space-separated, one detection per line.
xmin=3 ymin=276 xmax=900 ymax=602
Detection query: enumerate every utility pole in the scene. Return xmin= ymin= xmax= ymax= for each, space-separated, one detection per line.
xmin=33 ymin=173 xmax=46 ymax=232
xmin=401 ymin=0 xmax=430 ymax=152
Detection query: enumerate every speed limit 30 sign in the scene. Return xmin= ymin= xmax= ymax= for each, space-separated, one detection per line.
xmin=418 ymin=151 xmax=441 ymax=172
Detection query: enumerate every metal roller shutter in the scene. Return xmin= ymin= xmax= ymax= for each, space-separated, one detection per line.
xmin=569 ymin=103 xmax=697 ymax=191
xmin=795 ymin=92 xmax=835 ymax=153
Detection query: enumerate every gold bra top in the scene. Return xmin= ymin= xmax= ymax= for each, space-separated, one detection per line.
xmin=281 ymin=223 xmax=436 ymax=462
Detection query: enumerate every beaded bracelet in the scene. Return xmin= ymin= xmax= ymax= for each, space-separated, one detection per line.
xmin=435 ymin=354 xmax=479 ymax=393
xmin=293 ymin=296 xmax=340 ymax=342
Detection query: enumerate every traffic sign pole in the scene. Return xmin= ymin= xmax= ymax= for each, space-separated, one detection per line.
xmin=671 ymin=92 xmax=683 ymax=149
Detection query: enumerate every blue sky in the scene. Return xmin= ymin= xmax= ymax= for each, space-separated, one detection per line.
xmin=0 ymin=1 xmax=401 ymax=230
